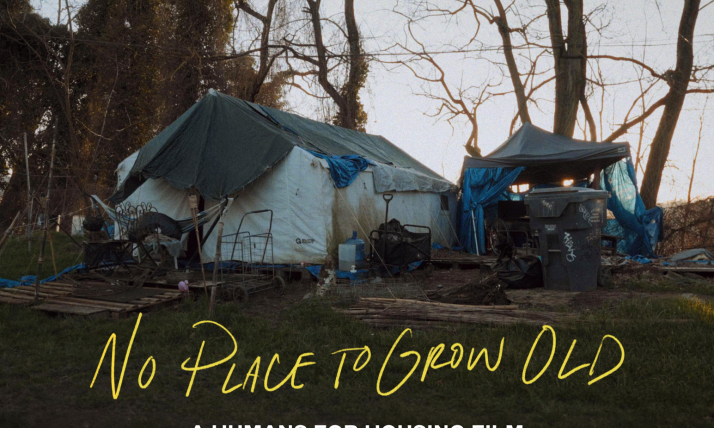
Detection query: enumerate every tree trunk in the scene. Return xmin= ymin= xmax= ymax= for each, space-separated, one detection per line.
xmin=341 ymin=0 xmax=366 ymax=130
xmin=545 ymin=0 xmax=587 ymax=137
xmin=305 ymin=0 xmax=366 ymax=131
xmin=640 ymin=0 xmax=700 ymax=209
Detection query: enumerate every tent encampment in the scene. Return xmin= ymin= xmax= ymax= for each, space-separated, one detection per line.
xmin=111 ymin=90 xmax=459 ymax=264
xmin=459 ymin=123 xmax=663 ymax=257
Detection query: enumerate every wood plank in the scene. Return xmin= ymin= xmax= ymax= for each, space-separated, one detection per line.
xmin=132 ymin=296 xmax=163 ymax=303
xmin=34 ymin=283 xmax=76 ymax=291
xmin=33 ymin=303 xmax=110 ymax=318
xmin=0 ymin=291 xmax=39 ymax=300
xmin=15 ymin=285 xmax=72 ymax=295
xmin=41 ymin=298 xmax=127 ymax=312
xmin=0 ymin=295 xmax=33 ymax=305
xmin=47 ymin=281 xmax=81 ymax=288
xmin=659 ymin=266 xmax=714 ymax=272
xmin=1 ymin=288 xmax=62 ymax=298
xmin=50 ymin=296 xmax=136 ymax=310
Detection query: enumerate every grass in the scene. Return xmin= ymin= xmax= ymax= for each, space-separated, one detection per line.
xmin=615 ymin=270 xmax=714 ymax=296
xmin=0 ymin=231 xmax=84 ymax=281
xmin=1 ymin=296 xmax=713 ymax=427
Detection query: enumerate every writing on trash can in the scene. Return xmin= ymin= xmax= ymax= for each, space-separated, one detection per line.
xmin=563 ymin=231 xmax=576 ymax=262
xmin=579 ymin=205 xmax=593 ymax=226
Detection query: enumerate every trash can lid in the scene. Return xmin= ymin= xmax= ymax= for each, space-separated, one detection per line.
xmin=528 ymin=187 xmax=606 ymax=195
xmin=525 ymin=186 xmax=609 ymax=204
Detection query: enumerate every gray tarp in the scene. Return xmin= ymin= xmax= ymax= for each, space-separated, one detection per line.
xmin=462 ymin=123 xmax=630 ymax=184
xmin=111 ymin=90 xmax=446 ymax=203
xmin=371 ymin=163 xmax=455 ymax=193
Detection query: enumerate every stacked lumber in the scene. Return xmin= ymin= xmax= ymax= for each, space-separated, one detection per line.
xmin=337 ymin=297 xmax=574 ymax=328
xmin=0 ymin=281 xmax=184 ymax=318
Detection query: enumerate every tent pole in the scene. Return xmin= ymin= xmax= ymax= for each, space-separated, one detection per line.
xmin=471 ymin=210 xmax=479 ymax=255
xmin=592 ymin=169 xmax=601 ymax=190
xmin=186 ymin=201 xmax=225 ymax=267
xmin=24 ymin=132 xmax=32 ymax=253
xmin=34 ymin=124 xmax=56 ymax=304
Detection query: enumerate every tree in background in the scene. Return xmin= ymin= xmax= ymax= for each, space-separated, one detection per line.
xmin=393 ymin=0 xmax=713 ymax=205
xmin=285 ymin=0 xmax=369 ymax=131
xmin=75 ymin=0 xmax=168 ymax=184
xmin=0 ymin=0 xmax=296 ymax=225
xmin=162 ymin=0 xmax=234 ymax=123
xmin=0 ymin=0 xmax=77 ymax=227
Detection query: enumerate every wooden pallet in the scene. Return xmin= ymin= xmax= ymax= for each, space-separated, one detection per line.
xmin=0 ymin=281 xmax=185 ymax=318
xmin=658 ymin=265 xmax=714 ymax=275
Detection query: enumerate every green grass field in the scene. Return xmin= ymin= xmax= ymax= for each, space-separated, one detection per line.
xmin=1 ymin=234 xmax=713 ymax=426
xmin=1 ymin=294 xmax=713 ymax=427
xmin=0 ymin=231 xmax=84 ymax=281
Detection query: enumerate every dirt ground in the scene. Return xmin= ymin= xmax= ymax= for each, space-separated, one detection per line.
xmin=214 ymin=264 xmax=714 ymax=321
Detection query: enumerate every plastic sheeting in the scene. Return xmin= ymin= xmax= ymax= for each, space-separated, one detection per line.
xmin=0 ymin=263 xmax=86 ymax=288
xmin=601 ymin=159 xmax=663 ymax=257
xmin=308 ymin=151 xmax=373 ymax=187
xmin=371 ymin=163 xmax=456 ymax=193
xmin=460 ymin=167 xmax=525 ymax=254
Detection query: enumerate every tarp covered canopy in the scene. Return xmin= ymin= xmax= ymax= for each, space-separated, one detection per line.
xmin=461 ymin=123 xmax=630 ymax=184
xmin=111 ymin=90 xmax=444 ymax=203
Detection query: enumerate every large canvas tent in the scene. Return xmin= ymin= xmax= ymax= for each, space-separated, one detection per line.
xmin=459 ymin=123 xmax=663 ymax=257
xmin=112 ymin=90 xmax=458 ymax=264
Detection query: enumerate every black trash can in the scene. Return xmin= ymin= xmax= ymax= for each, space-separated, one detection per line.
xmin=524 ymin=187 xmax=609 ymax=291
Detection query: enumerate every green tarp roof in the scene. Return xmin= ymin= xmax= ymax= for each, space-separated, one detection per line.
xmin=110 ymin=90 xmax=442 ymax=203
xmin=461 ymin=123 xmax=630 ymax=184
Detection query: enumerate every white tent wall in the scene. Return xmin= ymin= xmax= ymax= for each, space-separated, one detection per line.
xmin=326 ymin=169 xmax=458 ymax=256
xmin=202 ymin=147 xmax=333 ymax=264
xmin=115 ymin=146 xmax=458 ymax=265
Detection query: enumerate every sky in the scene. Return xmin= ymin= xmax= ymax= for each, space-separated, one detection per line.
xmin=32 ymin=0 xmax=714 ymax=203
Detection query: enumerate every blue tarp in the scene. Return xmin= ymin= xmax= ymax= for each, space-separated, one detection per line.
xmin=601 ymin=159 xmax=663 ymax=257
xmin=308 ymin=151 xmax=374 ymax=187
xmin=0 ymin=263 xmax=87 ymax=288
xmin=460 ymin=167 xmax=525 ymax=254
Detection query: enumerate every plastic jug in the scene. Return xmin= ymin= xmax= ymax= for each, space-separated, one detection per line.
xmin=339 ymin=231 xmax=365 ymax=271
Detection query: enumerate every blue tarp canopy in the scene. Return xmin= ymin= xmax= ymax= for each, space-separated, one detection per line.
xmin=459 ymin=124 xmax=661 ymax=257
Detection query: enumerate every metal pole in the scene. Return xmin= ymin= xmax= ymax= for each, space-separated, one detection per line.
xmin=34 ymin=122 xmax=57 ymax=304
xmin=471 ymin=210 xmax=479 ymax=255
xmin=209 ymin=221 xmax=224 ymax=316
xmin=23 ymin=132 xmax=32 ymax=253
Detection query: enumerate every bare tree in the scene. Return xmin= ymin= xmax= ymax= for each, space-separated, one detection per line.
xmin=394 ymin=0 xmax=713 ymax=207
xmin=640 ymin=0 xmax=705 ymax=208
xmin=285 ymin=0 xmax=369 ymax=130
xmin=389 ymin=13 xmax=500 ymax=156
xmin=234 ymin=0 xmax=286 ymax=102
